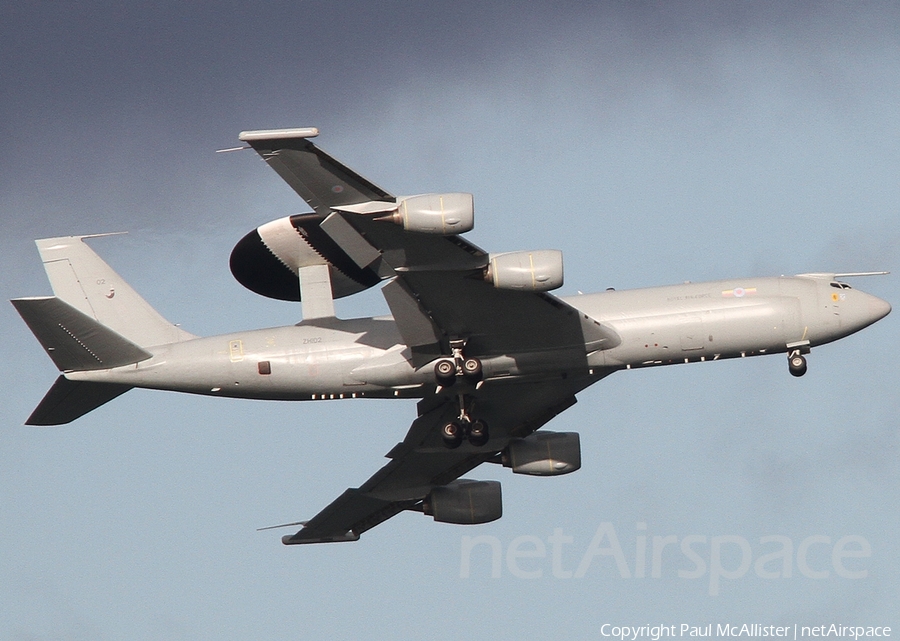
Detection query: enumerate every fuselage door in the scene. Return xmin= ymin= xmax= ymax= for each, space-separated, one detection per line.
xmin=678 ymin=314 xmax=706 ymax=352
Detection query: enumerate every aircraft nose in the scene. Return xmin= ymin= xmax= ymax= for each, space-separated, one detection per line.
xmin=866 ymin=293 xmax=892 ymax=323
xmin=838 ymin=289 xmax=891 ymax=336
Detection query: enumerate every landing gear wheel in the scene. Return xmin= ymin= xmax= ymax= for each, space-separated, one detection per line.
xmin=467 ymin=420 xmax=489 ymax=446
xmin=441 ymin=421 xmax=464 ymax=448
xmin=434 ymin=359 xmax=457 ymax=385
xmin=788 ymin=353 xmax=807 ymax=377
xmin=462 ymin=357 xmax=483 ymax=381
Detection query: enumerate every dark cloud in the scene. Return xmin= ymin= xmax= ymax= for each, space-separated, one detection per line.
xmin=3 ymin=2 xmax=899 ymax=240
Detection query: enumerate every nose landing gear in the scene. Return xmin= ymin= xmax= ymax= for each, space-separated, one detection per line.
xmin=788 ymin=350 xmax=808 ymax=377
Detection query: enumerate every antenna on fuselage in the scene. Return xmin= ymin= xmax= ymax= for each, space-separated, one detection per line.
xmin=834 ymin=271 xmax=891 ymax=278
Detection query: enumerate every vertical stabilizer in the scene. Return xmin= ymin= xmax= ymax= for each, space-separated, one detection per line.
xmin=35 ymin=235 xmax=195 ymax=347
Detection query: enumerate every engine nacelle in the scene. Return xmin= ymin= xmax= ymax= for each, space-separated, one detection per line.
xmin=503 ymin=431 xmax=581 ymax=476
xmin=485 ymin=250 xmax=564 ymax=292
xmin=386 ymin=193 xmax=474 ymax=235
xmin=422 ymin=479 xmax=502 ymax=524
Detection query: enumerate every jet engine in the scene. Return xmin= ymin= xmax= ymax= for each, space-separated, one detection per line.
xmin=485 ymin=250 xmax=564 ymax=292
xmin=389 ymin=193 xmax=474 ymax=235
xmin=502 ymin=431 xmax=581 ymax=476
xmin=422 ymin=479 xmax=502 ymax=524
xmin=337 ymin=193 xmax=474 ymax=235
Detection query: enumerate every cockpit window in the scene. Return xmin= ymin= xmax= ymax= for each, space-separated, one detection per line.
xmin=830 ymin=282 xmax=841 ymax=288
xmin=830 ymin=281 xmax=852 ymax=290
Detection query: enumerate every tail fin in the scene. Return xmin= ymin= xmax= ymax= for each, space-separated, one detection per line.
xmin=34 ymin=234 xmax=195 ymax=347
xmin=13 ymin=233 xmax=196 ymax=425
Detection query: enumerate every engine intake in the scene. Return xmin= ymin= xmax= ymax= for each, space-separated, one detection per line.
xmin=422 ymin=479 xmax=502 ymax=524
xmin=503 ymin=431 xmax=581 ymax=476
xmin=486 ymin=250 xmax=564 ymax=292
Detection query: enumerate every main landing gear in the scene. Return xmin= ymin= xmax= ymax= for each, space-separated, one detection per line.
xmin=788 ymin=350 xmax=808 ymax=377
xmin=433 ymin=356 xmax=482 ymax=386
xmin=441 ymin=415 xmax=489 ymax=449
xmin=435 ymin=340 xmax=488 ymax=448
xmin=439 ymin=389 xmax=489 ymax=449
xmin=433 ymin=339 xmax=484 ymax=387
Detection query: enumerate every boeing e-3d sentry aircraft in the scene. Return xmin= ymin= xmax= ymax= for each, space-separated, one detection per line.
xmin=12 ymin=128 xmax=892 ymax=545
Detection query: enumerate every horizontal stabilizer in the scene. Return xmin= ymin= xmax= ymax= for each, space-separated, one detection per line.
xmin=11 ymin=296 xmax=152 ymax=371
xmin=26 ymin=376 xmax=131 ymax=425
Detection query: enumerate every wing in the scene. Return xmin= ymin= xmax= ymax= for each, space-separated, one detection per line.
xmin=233 ymin=128 xmax=493 ymax=304
xmin=237 ymin=128 xmax=618 ymax=356
xmin=342 ymin=214 xmax=618 ymax=356
xmin=282 ymin=373 xmax=604 ymax=544
xmin=240 ymin=129 xmax=619 ymax=543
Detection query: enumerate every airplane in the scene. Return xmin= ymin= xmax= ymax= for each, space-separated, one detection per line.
xmin=12 ymin=127 xmax=891 ymax=545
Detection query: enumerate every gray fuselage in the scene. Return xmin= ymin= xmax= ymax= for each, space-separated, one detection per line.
xmin=67 ymin=275 xmax=891 ymax=400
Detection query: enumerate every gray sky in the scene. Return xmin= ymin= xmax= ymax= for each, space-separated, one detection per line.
xmin=2 ymin=2 xmax=898 ymax=639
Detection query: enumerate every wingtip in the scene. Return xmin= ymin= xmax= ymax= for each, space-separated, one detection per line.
xmin=238 ymin=127 xmax=319 ymax=142
xmin=257 ymin=520 xmax=308 ymax=532
xmin=281 ymin=530 xmax=360 ymax=545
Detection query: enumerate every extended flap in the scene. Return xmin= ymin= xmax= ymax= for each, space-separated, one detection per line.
xmin=320 ymin=212 xmax=382 ymax=269
xmin=381 ymin=279 xmax=442 ymax=348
